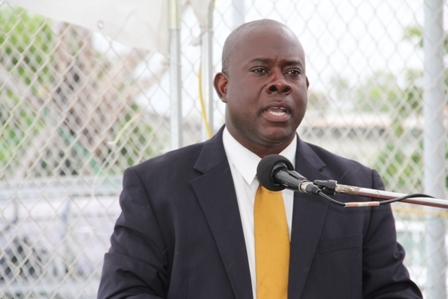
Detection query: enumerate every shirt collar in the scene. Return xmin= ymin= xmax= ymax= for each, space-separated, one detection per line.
xmin=223 ymin=127 xmax=297 ymax=185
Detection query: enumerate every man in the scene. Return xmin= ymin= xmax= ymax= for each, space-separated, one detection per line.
xmin=97 ymin=19 xmax=422 ymax=298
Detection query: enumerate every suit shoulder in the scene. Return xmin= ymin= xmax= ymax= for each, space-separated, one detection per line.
xmin=301 ymin=140 xmax=382 ymax=189
xmin=305 ymin=141 xmax=371 ymax=172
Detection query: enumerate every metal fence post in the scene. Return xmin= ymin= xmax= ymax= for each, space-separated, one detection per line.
xmin=169 ymin=0 xmax=182 ymax=149
xmin=423 ymin=0 xmax=446 ymax=297
xmin=201 ymin=1 xmax=214 ymax=141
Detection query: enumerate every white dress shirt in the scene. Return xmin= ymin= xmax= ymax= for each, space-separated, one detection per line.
xmin=222 ymin=127 xmax=297 ymax=298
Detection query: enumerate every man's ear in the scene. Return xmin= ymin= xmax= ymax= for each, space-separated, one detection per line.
xmin=306 ymin=76 xmax=310 ymax=88
xmin=213 ymin=72 xmax=228 ymax=102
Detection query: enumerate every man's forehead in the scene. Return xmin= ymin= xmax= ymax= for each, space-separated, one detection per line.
xmin=221 ymin=20 xmax=304 ymax=73
xmin=235 ymin=26 xmax=304 ymax=57
xmin=247 ymin=57 xmax=304 ymax=66
xmin=237 ymin=25 xmax=301 ymax=48
xmin=237 ymin=23 xmax=290 ymax=41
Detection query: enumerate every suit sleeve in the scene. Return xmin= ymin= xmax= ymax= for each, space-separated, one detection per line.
xmin=362 ymin=169 xmax=423 ymax=299
xmin=97 ymin=167 xmax=169 ymax=299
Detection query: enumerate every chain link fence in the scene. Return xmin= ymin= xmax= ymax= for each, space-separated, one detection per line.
xmin=1 ymin=0 xmax=447 ymax=298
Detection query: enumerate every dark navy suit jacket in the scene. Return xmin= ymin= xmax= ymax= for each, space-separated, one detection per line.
xmin=98 ymin=127 xmax=422 ymax=299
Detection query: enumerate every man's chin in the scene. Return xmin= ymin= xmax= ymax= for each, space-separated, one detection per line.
xmin=259 ymin=130 xmax=295 ymax=147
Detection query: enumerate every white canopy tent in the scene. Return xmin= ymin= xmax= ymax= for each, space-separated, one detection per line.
xmin=7 ymin=0 xmax=212 ymax=56
xmin=7 ymin=0 xmax=214 ymax=149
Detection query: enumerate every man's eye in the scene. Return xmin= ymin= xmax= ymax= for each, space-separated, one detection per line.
xmin=252 ymin=68 xmax=267 ymax=73
xmin=287 ymin=69 xmax=301 ymax=76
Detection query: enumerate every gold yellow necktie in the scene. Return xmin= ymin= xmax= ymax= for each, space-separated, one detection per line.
xmin=254 ymin=185 xmax=290 ymax=299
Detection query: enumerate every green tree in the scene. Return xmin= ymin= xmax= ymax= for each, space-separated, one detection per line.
xmin=0 ymin=8 xmax=52 ymax=175
xmin=0 ymin=8 xmax=168 ymax=179
xmin=365 ymin=26 xmax=448 ymax=192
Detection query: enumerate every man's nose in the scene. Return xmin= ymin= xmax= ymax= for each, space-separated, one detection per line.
xmin=265 ymin=73 xmax=291 ymax=94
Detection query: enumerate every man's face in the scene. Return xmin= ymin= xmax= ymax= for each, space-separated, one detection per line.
xmin=214 ymin=24 xmax=308 ymax=157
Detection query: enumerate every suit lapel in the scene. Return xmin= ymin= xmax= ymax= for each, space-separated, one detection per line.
xmin=288 ymin=139 xmax=330 ymax=299
xmin=189 ymin=131 xmax=333 ymax=299
xmin=190 ymin=128 xmax=253 ymax=299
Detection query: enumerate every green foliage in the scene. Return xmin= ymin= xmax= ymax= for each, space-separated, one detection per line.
xmin=374 ymin=142 xmax=448 ymax=192
xmin=0 ymin=8 xmax=54 ymax=86
xmin=359 ymin=25 xmax=447 ymax=192
xmin=403 ymin=25 xmax=448 ymax=53
xmin=0 ymin=9 xmax=159 ymax=177
xmin=353 ymin=69 xmax=424 ymax=136
xmin=0 ymin=9 xmax=53 ymax=171
xmin=354 ymin=71 xmax=402 ymax=113
xmin=402 ymin=69 xmax=423 ymax=114
xmin=373 ymin=144 xmax=423 ymax=192
xmin=119 ymin=103 xmax=155 ymax=167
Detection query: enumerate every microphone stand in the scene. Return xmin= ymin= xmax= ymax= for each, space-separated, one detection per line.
xmin=313 ymin=180 xmax=448 ymax=209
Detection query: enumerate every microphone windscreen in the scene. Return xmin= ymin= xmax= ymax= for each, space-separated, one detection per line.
xmin=256 ymin=154 xmax=294 ymax=191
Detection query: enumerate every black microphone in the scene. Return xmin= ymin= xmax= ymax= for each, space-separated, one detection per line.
xmin=256 ymin=154 xmax=320 ymax=194
xmin=256 ymin=155 xmax=443 ymax=208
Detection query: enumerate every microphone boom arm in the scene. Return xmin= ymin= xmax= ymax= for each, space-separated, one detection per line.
xmin=314 ymin=180 xmax=448 ymax=209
